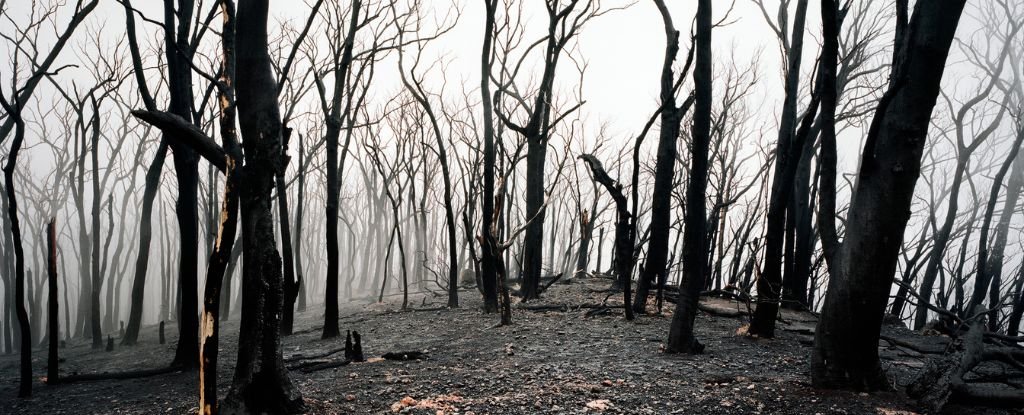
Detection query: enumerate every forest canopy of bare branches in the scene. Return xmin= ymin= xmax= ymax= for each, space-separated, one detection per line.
xmin=1 ymin=0 xmax=1023 ymax=413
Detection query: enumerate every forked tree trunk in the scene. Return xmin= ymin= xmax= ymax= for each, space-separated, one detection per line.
xmin=749 ymin=0 xmax=810 ymax=337
xmin=812 ymin=0 xmax=967 ymax=389
xmin=666 ymin=0 xmax=711 ymax=354
xmin=1 ymin=100 xmax=31 ymax=397
xmin=635 ymin=0 xmax=684 ymax=316
xmin=223 ymin=0 xmax=303 ymax=411
xmin=322 ymin=0 xmax=360 ymax=340
xmin=478 ymin=0 xmax=500 ymax=313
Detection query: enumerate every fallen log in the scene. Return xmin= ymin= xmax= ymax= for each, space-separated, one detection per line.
xmin=880 ymin=334 xmax=950 ymax=355
xmin=697 ymin=303 xmax=746 ymax=318
xmin=292 ymin=359 xmax=351 ymax=373
xmin=908 ymin=307 xmax=1024 ymax=411
xmin=382 ymin=351 xmax=428 ymax=361
xmin=57 ymin=366 xmax=182 ymax=384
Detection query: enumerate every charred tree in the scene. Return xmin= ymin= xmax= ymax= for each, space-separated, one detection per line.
xmin=635 ymin=0 xmax=688 ymax=315
xmin=46 ymin=219 xmax=58 ymax=384
xmin=812 ymin=0 xmax=968 ymax=389
xmin=0 ymin=94 xmax=31 ymax=397
xmin=749 ymin=0 xmax=811 ymax=337
xmin=580 ymin=155 xmax=633 ymax=320
xmin=121 ymin=0 xmax=172 ymax=347
xmin=321 ymin=0 xmax=361 ymax=340
xmin=666 ymin=0 xmax=712 ymax=354
xmin=479 ymin=0 xmax=500 ymax=313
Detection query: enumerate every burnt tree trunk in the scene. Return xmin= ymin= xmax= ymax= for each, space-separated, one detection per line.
xmin=635 ymin=0 xmax=685 ymax=316
xmin=478 ymin=0 xmax=500 ymax=313
xmin=224 ymin=0 xmax=303 ymax=410
xmin=279 ymin=128 xmax=299 ymax=335
xmin=1 ymin=97 xmax=31 ymax=397
xmin=199 ymin=1 xmax=241 ymax=412
xmin=163 ymin=0 xmax=201 ymax=369
xmin=812 ymin=0 xmax=967 ymax=389
xmin=580 ymin=155 xmax=633 ymax=321
xmin=321 ymin=0 xmax=360 ymax=340
xmin=970 ymin=133 xmax=1024 ymax=330
xmin=46 ymin=219 xmax=58 ymax=384
xmin=749 ymin=0 xmax=811 ymax=337
xmin=89 ymin=97 xmax=103 ymax=349
xmin=666 ymin=0 xmax=711 ymax=354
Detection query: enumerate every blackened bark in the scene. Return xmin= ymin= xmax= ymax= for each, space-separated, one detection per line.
xmin=222 ymin=0 xmax=303 ymax=411
xmin=782 ymin=136 xmax=815 ymax=310
xmin=580 ymin=155 xmax=633 ymax=320
xmin=199 ymin=2 xmax=241 ymax=411
xmin=971 ymin=132 xmax=1024 ymax=330
xmin=46 ymin=219 xmax=58 ymax=384
xmin=479 ymin=0 xmax=500 ymax=313
xmin=294 ymin=137 xmax=307 ymax=312
xmin=121 ymin=0 xmax=168 ymax=346
xmin=279 ymin=128 xmax=299 ymax=335
xmin=322 ymin=0 xmax=360 ymax=340
xmin=666 ymin=0 xmax=711 ymax=354
xmin=749 ymin=0 xmax=810 ymax=337
xmin=164 ymin=0 xmax=201 ymax=370
xmin=0 ymin=99 xmax=31 ymax=396
xmin=520 ymin=140 xmax=546 ymax=300
xmin=89 ymin=98 xmax=103 ymax=349
xmin=812 ymin=0 xmax=967 ymax=389
xmin=636 ymin=0 xmax=683 ymax=316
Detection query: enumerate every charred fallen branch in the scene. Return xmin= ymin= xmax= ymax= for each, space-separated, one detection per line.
xmin=56 ymin=366 xmax=183 ymax=384
xmin=908 ymin=307 xmax=1024 ymax=411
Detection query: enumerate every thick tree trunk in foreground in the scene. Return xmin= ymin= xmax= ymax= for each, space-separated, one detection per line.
xmin=666 ymin=0 xmax=711 ymax=354
xmin=199 ymin=2 xmax=241 ymax=412
xmin=164 ymin=0 xmax=201 ymax=369
xmin=222 ymin=0 xmax=303 ymax=411
xmin=812 ymin=0 xmax=966 ymax=389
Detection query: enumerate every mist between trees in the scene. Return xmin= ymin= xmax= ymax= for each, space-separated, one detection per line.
xmin=0 ymin=0 xmax=1023 ymax=412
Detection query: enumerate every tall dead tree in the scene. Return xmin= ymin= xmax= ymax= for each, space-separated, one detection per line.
xmin=812 ymin=0 xmax=968 ymax=389
xmin=0 ymin=92 xmax=31 ymax=397
xmin=666 ymin=0 xmax=712 ymax=354
xmin=121 ymin=0 xmax=170 ymax=345
xmin=134 ymin=0 xmax=304 ymax=411
xmin=479 ymin=0 xmax=500 ymax=313
xmin=634 ymin=0 xmax=690 ymax=315
xmin=395 ymin=4 xmax=460 ymax=308
xmin=749 ymin=0 xmax=812 ymax=337
xmin=321 ymin=0 xmax=362 ymax=339
xmin=493 ymin=0 xmax=595 ymax=300
xmin=46 ymin=219 xmax=58 ymax=384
